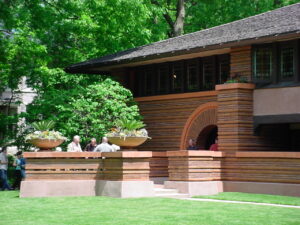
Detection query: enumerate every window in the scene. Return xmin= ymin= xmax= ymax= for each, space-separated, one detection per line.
xmin=202 ymin=58 xmax=215 ymax=90
xmin=133 ymin=54 xmax=230 ymax=97
xmin=158 ymin=65 xmax=169 ymax=94
xmin=171 ymin=63 xmax=184 ymax=93
xmin=252 ymin=39 xmax=299 ymax=85
xmin=280 ymin=46 xmax=294 ymax=80
xmin=218 ymin=55 xmax=230 ymax=84
xmin=144 ymin=69 xmax=154 ymax=95
xmin=186 ymin=61 xmax=199 ymax=91
xmin=253 ymin=47 xmax=272 ymax=81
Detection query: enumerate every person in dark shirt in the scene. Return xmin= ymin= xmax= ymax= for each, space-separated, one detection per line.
xmin=187 ymin=139 xmax=198 ymax=150
xmin=84 ymin=138 xmax=97 ymax=152
xmin=12 ymin=151 xmax=24 ymax=190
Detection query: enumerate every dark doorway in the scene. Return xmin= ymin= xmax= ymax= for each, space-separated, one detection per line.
xmin=197 ymin=125 xmax=218 ymax=150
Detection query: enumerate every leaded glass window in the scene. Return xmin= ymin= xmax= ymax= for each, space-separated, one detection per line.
xmin=280 ymin=47 xmax=294 ymax=80
xmin=253 ymin=48 xmax=272 ymax=80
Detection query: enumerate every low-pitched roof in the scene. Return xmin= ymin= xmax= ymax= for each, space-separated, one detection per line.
xmin=65 ymin=3 xmax=300 ymax=74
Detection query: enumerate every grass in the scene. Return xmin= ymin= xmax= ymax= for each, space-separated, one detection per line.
xmin=194 ymin=192 xmax=300 ymax=206
xmin=0 ymin=191 xmax=300 ymax=225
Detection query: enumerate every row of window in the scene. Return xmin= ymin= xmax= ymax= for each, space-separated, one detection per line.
xmin=253 ymin=40 xmax=299 ymax=83
xmin=134 ymin=54 xmax=230 ymax=97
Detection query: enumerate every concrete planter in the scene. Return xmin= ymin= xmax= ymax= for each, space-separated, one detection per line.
xmin=108 ymin=136 xmax=148 ymax=149
xmin=29 ymin=139 xmax=64 ymax=151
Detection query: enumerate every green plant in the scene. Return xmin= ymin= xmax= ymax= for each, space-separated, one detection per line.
xmin=115 ymin=118 xmax=145 ymax=131
xmin=32 ymin=120 xmax=55 ymax=131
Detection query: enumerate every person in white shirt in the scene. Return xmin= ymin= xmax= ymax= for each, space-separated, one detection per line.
xmin=67 ymin=135 xmax=82 ymax=152
xmin=0 ymin=147 xmax=13 ymax=190
xmin=94 ymin=137 xmax=114 ymax=152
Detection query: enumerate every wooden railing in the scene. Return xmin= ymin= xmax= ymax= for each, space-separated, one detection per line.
xmin=168 ymin=150 xmax=300 ymax=184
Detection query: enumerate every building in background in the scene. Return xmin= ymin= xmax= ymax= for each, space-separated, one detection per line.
xmin=64 ymin=4 xmax=300 ymax=196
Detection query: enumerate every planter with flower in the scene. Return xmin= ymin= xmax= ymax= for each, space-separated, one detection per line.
xmin=106 ymin=118 xmax=150 ymax=150
xmin=25 ymin=121 xmax=67 ymax=151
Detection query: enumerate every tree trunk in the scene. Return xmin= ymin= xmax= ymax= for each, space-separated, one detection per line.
xmin=172 ymin=0 xmax=185 ymax=37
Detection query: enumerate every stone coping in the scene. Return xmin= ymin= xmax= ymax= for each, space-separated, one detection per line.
xmin=134 ymin=90 xmax=217 ymax=102
xmin=167 ymin=150 xmax=300 ymax=158
xmin=24 ymin=151 xmax=152 ymax=159
xmin=167 ymin=150 xmax=225 ymax=157
xmin=215 ymin=83 xmax=255 ymax=91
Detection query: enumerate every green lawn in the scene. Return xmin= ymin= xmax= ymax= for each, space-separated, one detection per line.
xmin=1 ymin=191 xmax=300 ymax=225
xmin=194 ymin=192 xmax=300 ymax=206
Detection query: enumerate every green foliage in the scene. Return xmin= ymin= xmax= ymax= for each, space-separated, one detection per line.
xmin=27 ymin=78 xmax=141 ymax=145
xmin=1 ymin=0 xmax=300 ymax=148
xmin=115 ymin=118 xmax=145 ymax=131
xmin=32 ymin=121 xmax=55 ymax=131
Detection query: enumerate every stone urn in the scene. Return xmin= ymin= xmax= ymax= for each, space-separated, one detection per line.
xmin=29 ymin=139 xmax=65 ymax=151
xmin=107 ymin=137 xmax=148 ymax=150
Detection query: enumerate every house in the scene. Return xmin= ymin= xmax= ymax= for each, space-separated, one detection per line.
xmin=0 ymin=77 xmax=36 ymax=153
xmin=63 ymin=3 xmax=300 ymax=197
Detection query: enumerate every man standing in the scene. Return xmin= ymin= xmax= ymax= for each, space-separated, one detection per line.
xmin=0 ymin=147 xmax=12 ymax=191
xmin=93 ymin=137 xmax=114 ymax=152
xmin=84 ymin=138 xmax=97 ymax=152
xmin=67 ymin=135 xmax=82 ymax=152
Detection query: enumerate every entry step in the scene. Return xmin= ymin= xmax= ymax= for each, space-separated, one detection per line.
xmin=154 ymin=187 xmax=190 ymax=199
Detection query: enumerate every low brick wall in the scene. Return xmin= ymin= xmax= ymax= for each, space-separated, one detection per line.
xmin=24 ymin=151 xmax=152 ymax=181
xmin=149 ymin=151 xmax=168 ymax=177
xmin=168 ymin=150 xmax=300 ymax=184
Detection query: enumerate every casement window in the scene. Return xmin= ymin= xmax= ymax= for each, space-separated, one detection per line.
xmin=252 ymin=40 xmax=299 ymax=85
xmin=144 ymin=69 xmax=154 ymax=96
xmin=157 ymin=64 xmax=169 ymax=94
xmin=171 ymin=62 xmax=184 ymax=93
xmin=133 ymin=53 xmax=230 ymax=97
xmin=218 ymin=55 xmax=230 ymax=84
xmin=202 ymin=57 xmax=215 ymax=91
xmin=186 ymin=60 xmax=199 ymax=91
xmin=279 ymin=43 xmax=296 ymax=81
xmin=253 ymin=47 xmax=273 ymax=81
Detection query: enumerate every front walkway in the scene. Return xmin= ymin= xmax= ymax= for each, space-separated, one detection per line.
xmin=180 ymin=198 xmax=300 ymax=209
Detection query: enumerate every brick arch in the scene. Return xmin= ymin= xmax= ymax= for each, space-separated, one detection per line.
xmin=180 ymin=102 xmax=218 ymax=150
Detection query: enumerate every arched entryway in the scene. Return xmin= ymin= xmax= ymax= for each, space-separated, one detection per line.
xmin=197 ymin=125 xmax=218 ymax=150
xmin=180 ymin=102 xmax=218 ymax=150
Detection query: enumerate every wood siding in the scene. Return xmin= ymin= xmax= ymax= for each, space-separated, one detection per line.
xmin=135 ymin=91 xmax=217 ymax=151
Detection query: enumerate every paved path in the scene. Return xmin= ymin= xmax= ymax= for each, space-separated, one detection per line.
xmin=180 ymin=198 xmax=300 ymax=209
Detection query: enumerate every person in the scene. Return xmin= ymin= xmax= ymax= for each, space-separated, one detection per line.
xmin=84 ymin=138 xmax=97 ymax=152
xmin=93 ymin=137 xmax=114 ymax=152
xmin=67 ymin=135 xmax=82 ymax=152
xmin=209 ymin=138 xmax=219 ymax=151
xmin=111 ymin=144 xmax=120 ymax=152
xmin=12 ymin=151 xmax=24 ymax=190
xmin=0 ymin=147 xmax=13 ymax=191
xmin=187 ymin=139 xmax=197 ymax=150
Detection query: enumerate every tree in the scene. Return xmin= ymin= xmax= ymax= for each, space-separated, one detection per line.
xmin=149 ymin=0 xmax=300 ymax=37
xmin=0 ymin=0 xmax=166 ymax=148
xmin=26 ymin=78 xmax=141 ymax=146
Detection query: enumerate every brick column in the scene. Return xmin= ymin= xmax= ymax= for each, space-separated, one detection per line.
xmin=216 ymin=83 xmax=257 ymax=151
xmin=103 ymin=151 xmax=152 ymax=181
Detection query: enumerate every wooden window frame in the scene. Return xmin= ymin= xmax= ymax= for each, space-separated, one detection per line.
xmin=252 ymin=39 xmax=300 ymax=85
xmin=186 ymin=59 xmax=200 ymax=92
xmin=252 ymin=43 xmax=273 ymax=84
